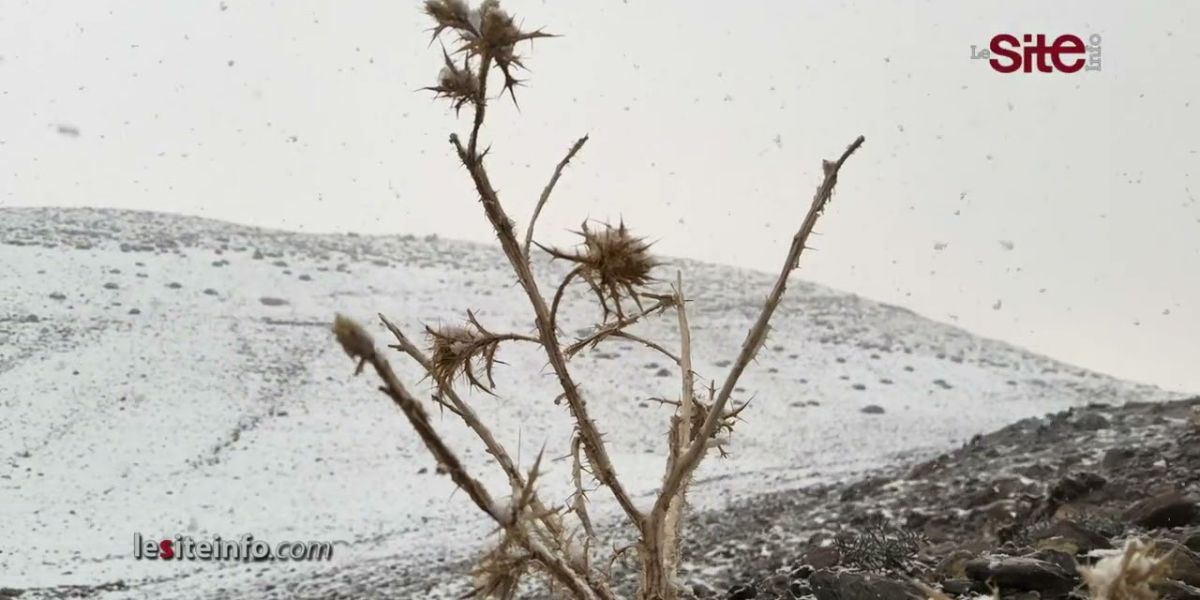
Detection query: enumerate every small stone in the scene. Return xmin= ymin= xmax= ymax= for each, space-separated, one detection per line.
xmin=803 ymin=545 xmax=841 ymax=570
xmin=790 ymin=565 xmax=814 ymax=580
xmin=1123 ymin=491 xmax=1200 ymax=529
xmin=1157 ymin=540 xmax=1200 ymax=586
xmin=1102 ymin=446 xmax=1137 ymax=470
xmin=1031 ymin=520 xmax=1112 ymax=554
xmin=726 ymin=583 xmax=757 ymax=600
xmin=655 ymin=368 xmax=671 ymax=377
xmin=964 ymin=556 xmax=1077 ymax=594
xmin=1153 ymin=579 xmax=1200 ymax=600
xmin=809 ymin=570 xmax=923 ymax=600
xmin=259 ymin=297 xmax=289 ymax=307
xmin=128 ymin=308 xmax=140 ymax=315
xmin=1073 ymin=411 xmax=1110 ymax=430
xmin=1184 ymin=529 xmax=1200 ymax=553
xmin=940 ymin=579 xmax=975 ymax=596
xmin=203 ymin=288 xmax=218 ymax=296
xmin=49 ymin=292 xmax=67 ymax=300
xmin=789 ymin=580 xmax=812 ymax=597
xmin=860 ymin=404 xmax=885 ymax=415
xmin=1048 ymin=472 xmax=1107 ymax=505
xmin=103 ymin=282 xmax=119 ymax=290
xmin=689 ymin=580 xmax=716 ymax=598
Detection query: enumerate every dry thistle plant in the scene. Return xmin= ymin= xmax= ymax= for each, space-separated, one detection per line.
xmin=332 ymin=1 xmax=865 ymax=598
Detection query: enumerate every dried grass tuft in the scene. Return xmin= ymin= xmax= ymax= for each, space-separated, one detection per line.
xmin=1080 ymin=538 xmax=1170 ymax=600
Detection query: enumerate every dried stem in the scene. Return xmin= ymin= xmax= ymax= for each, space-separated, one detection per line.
xmin=564 ymin=297 xmax=673 ymax=357
xmin=525 ymin=135 xmax=590 ymax=259
xmin=450 ymin=72 xmax=644 ymax=530
xmin=380 ymin=315 xmax=566 ymax=538
xmin=339 ymin=314 xmax=608 ymax=599
xmin=653 ymin=134 xmax=866 ymax=540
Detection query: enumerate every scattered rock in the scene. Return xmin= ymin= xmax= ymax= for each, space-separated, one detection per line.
xmin=49 ymin=292 xmax=67 ymax=301
xmin=803 ymin=545 xmax=841 ymax=570
xmin=1154 ymin=579 xmax=1200 ymax=600
xmin=1073 ymin=411 xmax=1111 ymax=431
xmin=1157 ymin=540 xmax=1200 ymax=586
xmin=203 ymin=288 xmax=218 ymax=296
xmin=860 ymin=405 xmax=886 ymax=415
xmin=259 ymin=297 xmax=289 ymax=307
xmin=1102 ymin=446 xmax=1137 ymax=471
xmin=128 ymin=308 xmax=141 ymax=315
xmin=939 ymin=578 xmax=975 ymax=596
xmin=965 ymin=555 xmax=1077 ymax=595
xmin=1184 ymin=529 xmax=1200 ymax=553
xmin=1123 ymin=492 xmax=1200 ymax=529
xmin=689 ymin=580 xmax=717 ymax=598
xmin=655 ymin=368 xmax=671 ymax=377
xmin=726 ymin=582 xmax=757 ymax=600
xmin=1031 ymin=520 xmax=1112 ymax=554
xmin=103 ymin=282 xmax=119 ymax=290
xmin=1048 ymin=472 xmax=1107 ymax=506
xmin=809 ymin=570 xmax=923 ymax=600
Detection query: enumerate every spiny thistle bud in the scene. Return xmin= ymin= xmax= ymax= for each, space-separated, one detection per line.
xmin=540 ymin=220 xmax=659 ymax=319
xmin=332 ymin=314 xmax=376 ymax=374
xmin=425 ymin=49 xmax=480 ymax=115
xmin=423 ymin=0 xmax=473 ymax=39
xmin=426 ymin=321 xmax=503 ymax=392
xmin=424 ymin=0 xmax=553 ymax=106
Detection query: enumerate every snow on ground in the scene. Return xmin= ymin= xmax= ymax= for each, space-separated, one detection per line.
xmin=0 ymin=208 xmax=1177 ymax=598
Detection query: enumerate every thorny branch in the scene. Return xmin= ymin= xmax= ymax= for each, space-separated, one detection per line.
xmin=525 ymin=135 xmax=590 ymax=259
xmin=654 ymin=135 xmax=866 ymax=521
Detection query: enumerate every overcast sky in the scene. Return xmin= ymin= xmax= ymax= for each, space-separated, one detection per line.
xmin=2 ymin=1 xmax=1198 ymax=393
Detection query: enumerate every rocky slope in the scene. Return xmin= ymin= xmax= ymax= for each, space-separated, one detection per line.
xmin=0 ymin=207 xmax=1183 ymax=599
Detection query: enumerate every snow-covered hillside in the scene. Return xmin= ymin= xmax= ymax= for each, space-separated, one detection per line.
xmin=0 ymin=208 xmax=1176 ymax=598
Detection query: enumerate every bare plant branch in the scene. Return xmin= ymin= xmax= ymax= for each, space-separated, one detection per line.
xmin=525 ymin=135 xmax=590 ymax=259
xmin=450 ymin=119 xmax=645 ymax=533
xmin=380 ymin=314 xmax=568 ymax=541
xmin=564 ymin=296 xmax=674 ymax=357
xmin=339 ymin=313 xmax=608 ymax=599
xmin=655 ymin=134 xmax=866 ymax=529
xmin=332 ymin=315 xmax=502 ymax=523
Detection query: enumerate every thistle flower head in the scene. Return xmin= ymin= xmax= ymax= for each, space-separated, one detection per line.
xmin=429 ymin=324 xmax=484 ymax=382
xmin=423 ymin=0 xmax=553 ymax=107
xmin=426 ymin=315 xmax=508 ymax=392
xmin=424 ymin=48 xmax=481 ymax=115
xmin=540 ymin=220 xmax=658 ymax=319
